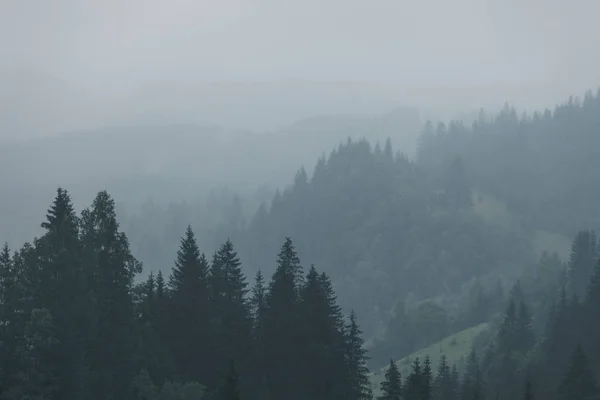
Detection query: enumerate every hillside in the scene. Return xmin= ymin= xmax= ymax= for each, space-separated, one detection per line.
xmin=0 ymin=109 xmax=421 ymax=249
xmin=370 ymin=323 xmax=490 ymax=394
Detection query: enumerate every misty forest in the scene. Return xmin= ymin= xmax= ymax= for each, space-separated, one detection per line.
xmin=3 ymin=1 xmax=600 ymax=398
xmin=2 ymin=88 xmax=600 ymax=400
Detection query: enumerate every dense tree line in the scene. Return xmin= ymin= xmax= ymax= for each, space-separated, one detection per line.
xmin=418 ymin=89 xmax=600 ymax=236
xmin=395 ymin=229 xmax=600 ymax=400
xmin=112 ymin=135 xmax=535 ymax=367
xmin=0 ymin=188 xmax=373 ymax=400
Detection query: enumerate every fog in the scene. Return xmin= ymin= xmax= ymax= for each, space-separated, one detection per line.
xmin=4 ymin=2 xmax=600 ymax=396
xmin=2 ymin=0 xmax=599 ymax=138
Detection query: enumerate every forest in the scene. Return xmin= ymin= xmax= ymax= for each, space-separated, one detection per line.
xmin=2 ymin=88 xmax=600 ymax=399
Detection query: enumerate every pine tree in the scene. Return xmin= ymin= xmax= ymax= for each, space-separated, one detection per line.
xmin=496 ymin=299 xmax=517 ymax=355
xmin=516 ymin=301 xmax=535 ymax=354
xmin=404 ymin=357 xmax=422 ymax=400
xmin=35 ymin=188 xmax=91 ymax=400
xmin=0 ymin=243 xmax=21 ymax=396
xmin=218 ymin=360 xmax=240 ymax=400
xmin=568 ymin=230 xmax=598 ymax=298
xmin=450 ymin=364 xmax=460 ymax=400
xmin=522 ymin=379 xmax=533 ymax=400
xmin=423 ymin=355 xmax=433 ymax=400
xmin=345 ymin=310 xmax=373 ymax=400
xmin=558 ymin=344 xmax=599 ymax=400
xmin=210 ymin=240 xmax=251 ymax=390
xmin=8 ymin=308 xmax=59 ymax=399
xmin=81 ymin=191 xmax=141 ymax=399
xmin=168 ymin=226 xmax=211 ymax=382
xmin=379 ymin=359 xmax=402 ymax=400
xmin=263 ymin=238 xmax=304 ymax=400
xmin=433 ymin=355 xmax=456 ymax=400
xmin=250 ymin=270 xmax=269 ymax=398
xmin=300 ymin=266 xmax=331 ymax=400
xmin=461 ymin=351 xmax=484 ymax=400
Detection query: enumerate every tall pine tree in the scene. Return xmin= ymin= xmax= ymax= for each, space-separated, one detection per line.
xmin=168 ymin=226 xmax=212 ymax=383
xmin=80 ymin=191 xmax=141 ymax=399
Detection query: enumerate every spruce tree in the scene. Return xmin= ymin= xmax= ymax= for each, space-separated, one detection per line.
xmin=345 ymin=310 xmax=373 ymax=400
xmin=0 ymin=243 xmax=20 ymax=396
xmin=522 ymin=379 xmax=533 ymax=400
xmin=219 ymin=360 xmax=240 ymax=400
xmin=461 ymin=351 xmax=484 ymax=400
xmin=379 ymin=359 xmax=402 ymax=400
xmin=422 ymin=355 xmax=433 ymax=400
xmin=404 ymin=357 xmax=422 ymax=400
xmin=80 ymin=191 xmax=141 ymax=399
xmin=433 ymin=355 xmax=456 ymax=400
xmin=263 ymin=238 xmax=304 ymax=400
xmin=168 ymin=226 xmax=211 ymax=382
xmin=300 ymin=266 xmax=350 ymax=399
xmin=210 ymin=240 xmax=251 ymax=390
xmin=250 ymin=270 xmax=269 ymax=398
xmin=558 ymin=344 xmax=599 ymax=400
xmin=516 ymin=301 xmax=535 ymax=354
xmin=450 ymin=364 xmax=460 ymax=400
xmin=35 ymin=188 xmax=91 ymax=400
xmin=568 ymin=230 xmax=598 ymax=298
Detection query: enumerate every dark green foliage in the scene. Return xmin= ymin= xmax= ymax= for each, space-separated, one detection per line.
xmin=522 ymin=379 xmax=533 ymax=400
xmin=0 ymin=189 xmax=375 ymax=400
xmin=433 ymin=355 xmax=458 ymax=400
xmin=568 ymin=230 xmax=598 ymax=299
xmin=345 ymin=311 xmax=373 ymax=400
xmin=209 ymin=240 xmax=252 ymax=388
xmin=218 ymin=361 xmax=240 ymax=400
xmin=263 ymin=238 xmax=304 ymax=399
xmin=417 ymin=92 xmax=600 ymax=236
xmin=379 ymin=359 xmax=402 ymax=400
xmin=81 ymin=191 xmax=141 ymax=399
xmin=35 ymin=188 xmax=91 ymax=400
xmin=558 ymin=345 xmax=599 ymax=400
xmin=461 ymin=351 xmax=484 ymax=400
xmin=168 ymin=226 xmax=211 ymax=382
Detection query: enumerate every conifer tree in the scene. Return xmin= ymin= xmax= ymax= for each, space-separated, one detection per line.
xmin=522 ymin=379 xmax=533 ymax=400
xmin=461 ymin=351 xmax=484 ymax=400
xmin=250 ymin=270 xmax=269 ymax=398
xmin=450 ymin=364 xmax=461 ymax=400
xmin=0 ymin=243 xmax=20 ymax=395
xmin=263 ymin=238 xmax=304 ymax=400
xmin=81 ymin=191 xmax=141 ymax=399
xmin=168 ymin=226 xmax=211 ymax=382
xmin=568 ymin=230 xmax=598 ymax=298
xmin=218 ymin=360 xmax=240 ymax=400
xmin=423 ymin=355 xmax=433 ymax=400
xmin=345 ymin=310 xmax=373 ymax=400
xmin=379 ymin=359 xmax=402 ymax=400
xmin=558 ymin=344 xmax=599 ymax=400
xmin=516 ymin=301 xmax=535 ymax=354
xmin=210 ymin=240 xmax=251 ymax=389
xmin=404 ymin=357 xmax=423 ymax=400
xmin=35 ymin=188 xmax=91 ymax=400
xmin=433 ymin=355 xmax=457 ymax=400
xmin=9 ymin=308 xmax=59 ymax=400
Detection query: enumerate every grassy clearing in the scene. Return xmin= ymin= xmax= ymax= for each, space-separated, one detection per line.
xmin=370 ymin=323 xmax=489 ymax=393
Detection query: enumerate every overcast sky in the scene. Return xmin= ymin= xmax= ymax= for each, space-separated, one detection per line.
xmin=1 ymin=0 xmax=599 ymax=136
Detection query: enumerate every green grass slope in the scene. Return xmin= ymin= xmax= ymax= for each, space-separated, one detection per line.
xmin=472 ymin=190 xmax=571 ymax=259
xmin=370 ymin=323 xmax=489 ymax=393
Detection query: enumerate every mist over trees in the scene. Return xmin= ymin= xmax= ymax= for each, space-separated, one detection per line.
xmin=2 ymin=86 xmax=600 ymax=399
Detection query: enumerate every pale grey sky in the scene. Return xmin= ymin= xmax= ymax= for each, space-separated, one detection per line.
xmin=1 ymin=0 xmax=599 ymax=136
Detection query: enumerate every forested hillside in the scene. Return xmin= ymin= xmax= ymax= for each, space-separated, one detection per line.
xmin=114 ymin=88 xmax=600 ymax=368
xmin=0 ymin=189 xmax=374 ymax=399
xmin=0 ymin=108 xmax=421 ymax=248
xmin=418 ymin=89 xmax=600 ymax=236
